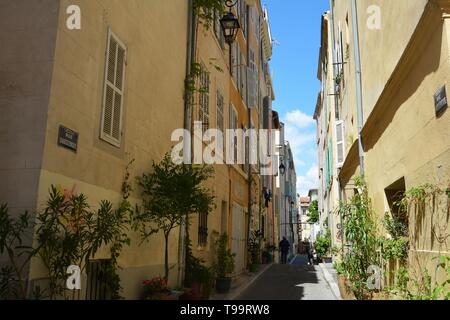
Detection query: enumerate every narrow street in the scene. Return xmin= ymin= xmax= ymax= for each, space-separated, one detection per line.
xmin=237 ymin=256 xmax=340 ymax=300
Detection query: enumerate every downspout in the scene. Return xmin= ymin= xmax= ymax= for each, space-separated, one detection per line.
xmin=328 ymin=1 xmax=341 ymax=259
xmin=351 ymin=0 xmax=365 ymax=175
xmin=246 ymin=5 xmax=253 ymax=270
xmin=179 ymin=0 xmax=197 ymax=286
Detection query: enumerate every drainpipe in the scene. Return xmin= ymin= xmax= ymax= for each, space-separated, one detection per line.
xmin=179 ymin=0 xmax=197 ymax=286
xmin=246 ymin=5 xmax=253 ymax=270
xmin=329 ymin=3 xmax=338 ymax=118
xmin=351 ymin=0 xmax=365 ymax=175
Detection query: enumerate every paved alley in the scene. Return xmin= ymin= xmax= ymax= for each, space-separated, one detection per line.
xmin=237 ymin=255 xmax=340 ymax=300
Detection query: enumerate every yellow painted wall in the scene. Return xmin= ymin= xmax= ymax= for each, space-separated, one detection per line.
xmin=28 ymin=0 xmax=189 ymax=298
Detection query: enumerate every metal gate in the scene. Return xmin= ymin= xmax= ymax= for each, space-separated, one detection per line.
xmin=85 ymin=259 xmax=111 ymax=300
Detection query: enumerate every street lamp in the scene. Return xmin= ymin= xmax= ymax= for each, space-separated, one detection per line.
xmin=220 ymin=1 xmax=240 ymax=45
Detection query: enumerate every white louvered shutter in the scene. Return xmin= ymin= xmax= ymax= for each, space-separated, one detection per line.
xmin=335 ymin=120 xmax=346 ymax=168
xmin=101 ymin=29 xmax=126 ymax=147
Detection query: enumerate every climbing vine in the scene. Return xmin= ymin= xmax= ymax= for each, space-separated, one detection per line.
xmin=193 ymin=0 xmax=225 ymax=29
xmin=337 ymin=176 xmax=379 ymax=300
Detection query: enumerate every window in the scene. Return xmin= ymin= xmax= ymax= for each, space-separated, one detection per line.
xmin=198 ymin=211 xmax=208 ymax=247
xmin=216 ymin=90 xmax=224 ymax=132
xmin=247 ymin=48 xmax=257 ymax=108
xmin=384 ymin=178 xmax=406 ymax=220
xmin=231 ymin=42 xmax=240 ymax=86
xmin=214 ymin=10 xmax=225 ymax=49
xmin=336 ymin=22 xmax=345 ymax=91
xmin=335 ymin=120 xmax=346 ymax=167
xmin=241 ymin=125 xmax=248 ymax=173
xmin=101 ymin=29 xmax=126 ymax=147
xmin=240 ymin=52 xmax=247 ymax=103
xmin=229 ymin=104 xmax=238 ymax=162
xmin=238 ymin=0 xmax=247 ymax=39
xmin=221 ymin=201 xmax=228 ymax=234
xmin=199 ymin=63 xmax=210 ymax=131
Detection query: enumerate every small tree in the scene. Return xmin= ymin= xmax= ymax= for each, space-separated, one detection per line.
xmin=35 ymin=186 xmax=132 ymax=299
xmin=135 ymin=153 xmax=215 ymax=282
xmin=213 ymin=233 xmax=235 ymax=279
xmin=338 ymin=176 xmax=378 ymax=300
xmin=307 ymin=200 xmax=319 ymax=224
xmin=0 ymin=204 xmax=34 ymax=299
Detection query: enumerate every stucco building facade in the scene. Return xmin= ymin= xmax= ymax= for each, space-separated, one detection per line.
xmin=315 ymin=0 xmax=450 ymax=286
xmin=0 ymin=0 xmax=278 ymax=299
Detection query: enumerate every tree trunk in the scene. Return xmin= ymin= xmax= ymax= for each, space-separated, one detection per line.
xmin=164 ymin=232 xmax=170 ymax=283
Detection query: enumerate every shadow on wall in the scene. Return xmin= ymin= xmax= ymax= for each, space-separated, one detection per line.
xmin=362 ymin=5 xmax=444 ymax=152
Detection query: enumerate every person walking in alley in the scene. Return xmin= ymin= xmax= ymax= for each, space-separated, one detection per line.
xmin=307 ymin=244 xmax=314 ymax=265
xmin=279 ymin=237 xmax=290 ymax=264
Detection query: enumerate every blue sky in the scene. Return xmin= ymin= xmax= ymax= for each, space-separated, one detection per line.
xmin=266 ymin=0 xmax=329 ymax=196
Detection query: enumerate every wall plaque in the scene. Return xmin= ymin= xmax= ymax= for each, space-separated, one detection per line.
xmin=58 ymin=125 xmax=78 ymax=152
xmin=434 ymin=85 xmax=448 ymax=115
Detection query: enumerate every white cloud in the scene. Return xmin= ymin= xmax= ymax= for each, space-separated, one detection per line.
xmin=284 ymin=110 xmax=315 ymax=129
xmin=280 ymin=109 xmax=318 ymax=197
xmin=296 ymin=164 xmax=319 ymax=197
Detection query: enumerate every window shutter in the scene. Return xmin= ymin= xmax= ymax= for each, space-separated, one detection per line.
xmin=216 ymin=91 xmax=224 ymax=132
xmin=199 ymin=63 xmax=210 ymax=131
xmin=233 ymin=44 xmax=240 ymax=89
xmin=101 ymin=30 xmax=126 ymax=147
xmin=247 ymin=48 xmax=257 ymax=108
xmin=335 ymin=120 xmax=346 ymax=167
xmin=240 ymin=53 xmax=247 ymax=103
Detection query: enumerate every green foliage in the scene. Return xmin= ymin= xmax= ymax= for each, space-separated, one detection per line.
xmin=338 ymin=176 xmax=379 ymax=300
xmin=383 ymin=213 xmax=408 ymax=239
xmin=379 ymin=236 xmax=409 ymax=261
xmin=314 ymin=230 xmax=331 ymax=259
xmin=135 ymin=153 xmax=215 ymax=282
xmin=184 ymin=237 xmax=213 ymax=288
xmin=93 ymin=199 xmax=132 ymax=299
xmin=335 ymin=72 xmax=342 ymax=86
xmin=34 ymin=186 xmax=132 ymax=299
xmin=0 ymin=204 xmax=33 ymax=299
xmin=386 ymin=256 xmax=450 ymax=300
xmin=307 ymin=200 xmax=319 ymax=224
xmin=395 ymin=266 xmax=410 ymax=296
xmin=213 ymin=233 xmax=235 ymax=279
xmin=333 ymin=261 xmax=346 ymax=276
xmin=248 ymin=230 xmax=262 ymax=266
xmin=193 ymin=0 xmax=225 ymax=29
xmin=395 ymin=184 xmax=444 ymax=213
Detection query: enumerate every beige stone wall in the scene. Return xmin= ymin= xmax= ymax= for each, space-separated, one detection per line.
xmin=25 ymin=0 xmax=189 ymax=298
xmin=356 ymin=0 xmax=428 ymax=122
xmin=333 ymin=0 xmax=450 ymax=286
xmin=363 ymin=3 xmax=449 ymax=246
xmin=0 ymin=0 xmax=60 ymax=219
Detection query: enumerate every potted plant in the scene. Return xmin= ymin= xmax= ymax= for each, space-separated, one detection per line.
xmin=262 ymin=245 xmax=275 ymax=264
xmin=314 ymin=230 xmax=331 ymax=263
xmin=248 ymin=230 xmax=262 ymax=270
xmin=182 ymin=238 xmax=214 ymax=300
xmin=142 ymin=277 xmax=173 ymax=300
xmin=213 ymin=233 xmax=235 ymax=294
